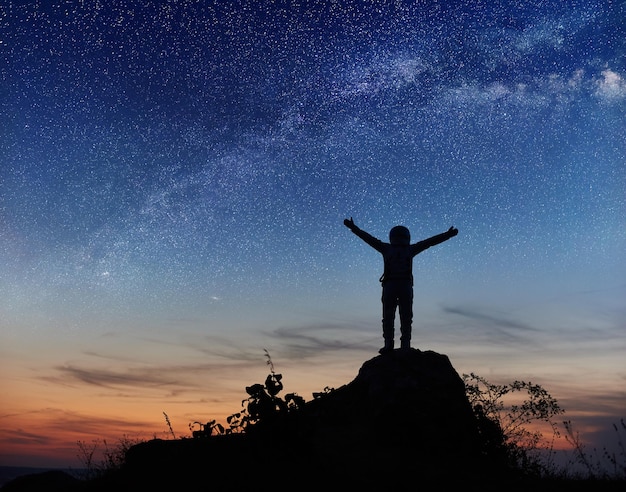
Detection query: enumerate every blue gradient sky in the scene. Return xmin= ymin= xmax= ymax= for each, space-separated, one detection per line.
xmin=1 ymin=1 xmax=625 ymax=468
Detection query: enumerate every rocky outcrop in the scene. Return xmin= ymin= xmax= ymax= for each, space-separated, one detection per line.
xmin=113 ymin=348 xmax=490 ymax=490
xmin=302 ymin=348 xmax=482 ymax=466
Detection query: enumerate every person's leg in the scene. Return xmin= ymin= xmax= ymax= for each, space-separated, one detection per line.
xmin=398 ymin=284 xmax=414 ymax=349
xmin=381 ymin=283 xmax=398 ymax=353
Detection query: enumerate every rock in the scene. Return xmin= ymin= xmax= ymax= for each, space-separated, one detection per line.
xmin=299 ymin=348 xmax=484 ymax=481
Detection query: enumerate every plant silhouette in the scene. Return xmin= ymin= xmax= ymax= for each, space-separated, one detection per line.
xmin=201 ymin=350 xmax=307 ymax=436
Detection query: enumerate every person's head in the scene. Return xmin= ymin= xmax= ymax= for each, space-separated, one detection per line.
xmin=389 ymin=225 xmax=410 ymax=245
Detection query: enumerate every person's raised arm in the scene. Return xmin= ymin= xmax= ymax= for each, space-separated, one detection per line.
xmin=343 ymin=217 xmax=384 ymax=251
xmin=343 ymin=217 xmax=356 ymax=231
xmin=415 ymin=226 xmax=458 ymax=250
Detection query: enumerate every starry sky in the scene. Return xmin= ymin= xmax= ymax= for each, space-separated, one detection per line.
xmin=1 ymin=0 xmax=625 ymax=469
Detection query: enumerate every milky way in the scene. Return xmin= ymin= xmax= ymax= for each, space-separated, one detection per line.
xmin=3 ymin=1 xmax=623 ymax=318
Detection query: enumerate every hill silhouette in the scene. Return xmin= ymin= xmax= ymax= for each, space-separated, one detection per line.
xmin=101 ymin=349 xmax=488 ymax=490
xmin=3 ymin=349 xmax=623 ymax=491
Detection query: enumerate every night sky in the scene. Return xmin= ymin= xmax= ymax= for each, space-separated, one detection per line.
xmin=1 ymin=1 xmax=625 ymax=469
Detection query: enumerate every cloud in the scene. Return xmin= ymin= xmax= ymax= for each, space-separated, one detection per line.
xmin=441 ymin=304 xmax=539 ymax=346
xmin=34 ymin=331 xmax=287 ymax=402
xmin=55 ymin=364 xmax=182 ymax=390
xmin=47 ymin=356 xmax=256 ymax=396
xmin=594 ymin=69 xmax=626 ymax=101
xmin=0 ymin=427 xmax=53 ymax=447
xmin=563 ymin=390 xmax=626 ymax=417
xmin=441 ymin=67 xmax=622 ymax=110
xmin=269 ymin=322 xmax=376 ymax=358
xmin=0 ymin=407 xmax=156 ymax=445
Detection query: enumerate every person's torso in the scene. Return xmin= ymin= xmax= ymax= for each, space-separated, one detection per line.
xmin=382 ymin=244 xmax=413 ymax=281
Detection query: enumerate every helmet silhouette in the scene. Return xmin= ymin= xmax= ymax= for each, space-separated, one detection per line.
xmin=389 ymin=225 xmax=410 ymax=245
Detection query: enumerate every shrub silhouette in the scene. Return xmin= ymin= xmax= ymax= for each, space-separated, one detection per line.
xmin=198 ymin=350 xmax=307 ymax=436
xmin=564 ymin=418 xmax=626 ymax=480
xmin=463 ymin=372 xmax=564 ymax=475
xmin=189 ymin=419 xmax=225 ymax=438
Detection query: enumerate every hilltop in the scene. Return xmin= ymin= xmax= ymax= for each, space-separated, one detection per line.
xmin=3 ymin=349 xmax=623 ymax=491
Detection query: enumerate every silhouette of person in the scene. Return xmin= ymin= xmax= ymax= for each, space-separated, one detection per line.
xmin=343 ymin=218 xmax=458 ymax=354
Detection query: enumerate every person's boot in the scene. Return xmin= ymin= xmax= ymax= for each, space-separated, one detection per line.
xmin=379 ymin=338 xmax=394 ymax=355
